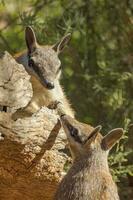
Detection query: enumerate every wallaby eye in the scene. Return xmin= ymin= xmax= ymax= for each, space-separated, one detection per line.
xmin=28 ymin=59 xmax=34 ymax=67
xmin=70 ymin=127 xmax=78 ymax=137
xmin=68 ymin=126 xmax=82 ymax=143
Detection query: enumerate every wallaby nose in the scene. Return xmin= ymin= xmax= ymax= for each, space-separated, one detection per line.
xmin=60 ymin=115 xmax=72 ymax=124
xmin=45 ymin=80 xmax=54 ymax=89
xmin=60 ymin=114 xmax=66 ymax=118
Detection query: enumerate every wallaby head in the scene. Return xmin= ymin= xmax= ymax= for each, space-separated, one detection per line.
xmin=61 ymin=115 xmax=123 ymax=160
xmin=25 ymin=26 xmax=71 ymax=90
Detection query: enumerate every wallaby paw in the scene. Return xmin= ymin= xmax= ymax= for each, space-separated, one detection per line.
xmin=48 ymin=101 xmax=61 ymax=110
xmin=56 ymin=102 xmax=66 ymax=117
xmin=47 ymin=101 xmax=66 ymax=117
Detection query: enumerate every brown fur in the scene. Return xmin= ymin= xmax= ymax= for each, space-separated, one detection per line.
xmin=13 ymin=27 xmax=74 ymax=119
xmin=55 ymin=115 xmax=123 ymax=200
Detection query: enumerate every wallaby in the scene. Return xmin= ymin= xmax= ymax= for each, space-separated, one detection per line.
xmin=13 ymin=26 xmax=74 ymax=118
xmin=55 ymin=115 xmax=123 ymax=200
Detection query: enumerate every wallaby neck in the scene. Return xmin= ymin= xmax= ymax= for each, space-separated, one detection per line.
xmin=55 ymin=150 xmax=119 ymax=200
xmin=72 ymin=150 xmax=109 ymax=175
xmin=49 ymin=80 xmax=64 ymax=100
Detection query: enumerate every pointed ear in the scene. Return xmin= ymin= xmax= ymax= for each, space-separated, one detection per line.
xmin=53 ymin=33 xmax=71 ymax=53
xmin=85 ymin=125 xmax=102 ymax=144
xmin=101 ymin=128 xmax=123 ymax=151
xmin=25 ymin=26 xmax=37 ymax=53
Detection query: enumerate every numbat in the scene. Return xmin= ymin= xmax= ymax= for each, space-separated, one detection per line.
xmin=13 ymin=26 xmax=74 ymax=118
xmin=55 ymin=115 xmax=123 ymax=200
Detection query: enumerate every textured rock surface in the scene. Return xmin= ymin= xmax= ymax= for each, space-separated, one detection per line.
xmin=0 ymin=51 xmax=32 ymax=113
xmin=0 ymin=52 xmax=69 ymax=200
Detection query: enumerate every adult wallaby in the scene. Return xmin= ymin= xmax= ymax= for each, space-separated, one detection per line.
xmin=55 ymin=114 xmax=123 ymax=200
xmin=13 ymin=26 xmax=74 ymax=118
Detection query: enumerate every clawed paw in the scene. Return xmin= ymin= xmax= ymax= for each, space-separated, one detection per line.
xmin=48 ymin=101 xmax=62 ymax=110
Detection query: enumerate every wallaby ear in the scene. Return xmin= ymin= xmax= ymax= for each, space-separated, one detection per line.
xmin=53 ymin=33 xmax=71 ymax=53
xmin=101 ymin=128 xmax=123 ymax=151
xmin=25 ymin=26 xmax=37 ymax=53
xmin=85 ymin=125 xmax=102 ymax=144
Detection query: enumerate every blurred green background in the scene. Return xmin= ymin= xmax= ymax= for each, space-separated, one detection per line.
xmin=0 ymin=0 xmax=133 ymax=199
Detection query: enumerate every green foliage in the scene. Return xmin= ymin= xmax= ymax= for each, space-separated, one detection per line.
xmin=0 ymin=0 xmax=133 ymax=199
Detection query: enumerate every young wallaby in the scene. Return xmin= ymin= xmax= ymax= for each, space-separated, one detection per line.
xmin=55 ymin=115 xmax=123 ymax=200
xmin=13 ymin=26 xmax=74 ymax=118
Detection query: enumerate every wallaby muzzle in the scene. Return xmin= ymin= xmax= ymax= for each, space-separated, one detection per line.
xmin=61 ymin=115 xmax=74 ymax=129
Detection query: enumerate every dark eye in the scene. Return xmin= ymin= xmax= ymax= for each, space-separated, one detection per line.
xmin=68 ymin=125 xmax=78 ymax=138
xmin=28 ymin=59 xmax=34 ymax=67
xmin=69 ymin=127 xmax=82 ymax=143
xmin=70 ymin=127 xmax=78 ymax=137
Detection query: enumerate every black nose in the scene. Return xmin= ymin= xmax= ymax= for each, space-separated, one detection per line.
xmin=45 ymin=80 xmax=54 ymax=89
xmin=60 ymin=114 xmax=66 ymax=119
